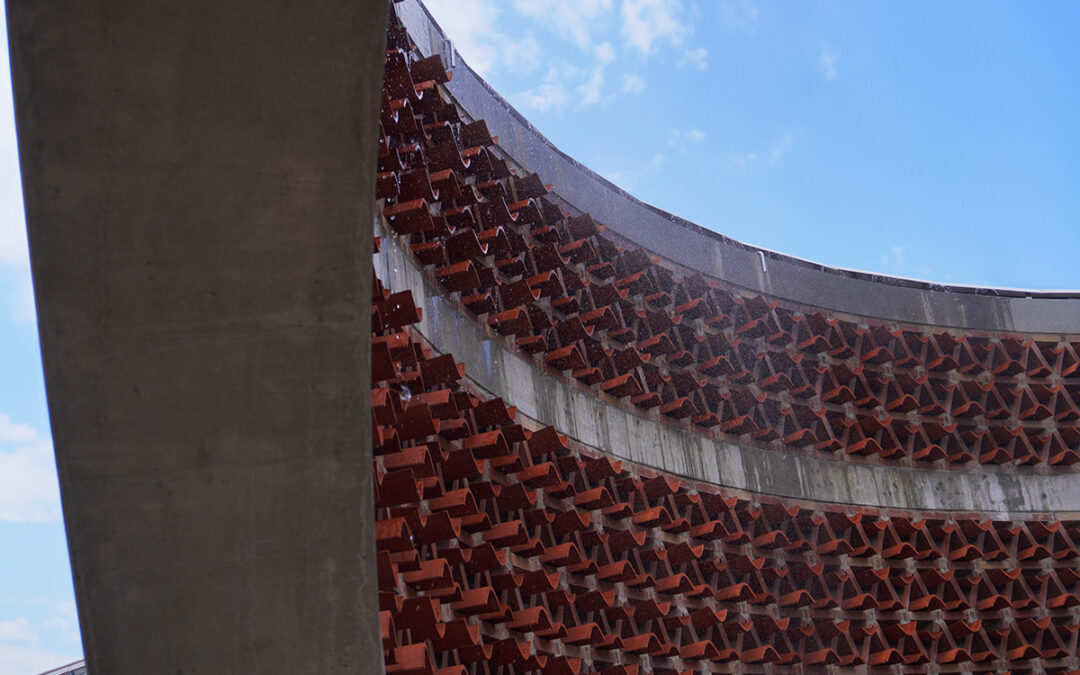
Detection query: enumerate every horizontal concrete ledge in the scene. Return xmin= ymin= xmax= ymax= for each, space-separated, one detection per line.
xmin=377 ymin=219 xmax=1080 ymax=517
xmin=395 ymin=0 xmax=1080 ymax=335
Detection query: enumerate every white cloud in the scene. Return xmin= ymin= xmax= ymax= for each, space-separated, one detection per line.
xmin=425 ymin=0 xmax=542 ymax=77
xmin=0 ymin=414 xmax=37 ymax=442
xmin=726 ymin=129 xmax=799 ymax=172
xmin=428 ymin=2 xmax=647 ymax=112
xmin=11 ymin=273 xmax=35 ymax=324
xmin=0 ymin=616 xmax=79 ymax=675
xmin=0 ymin=71 xmax=27 ymax=270
xmin=678 ymin=46 xmax=708 ymax=70
xmin=594 ymin=42 xmax=616 ymax=65
xmin=597 ymin=168 xmax=635 ymax=192
xmin=517 ymin=44 xmax=620 ymax=112
xmin=0 ymin=20 xmax=34 ymax=326
xmin=574 ymin=43 xmax=617 ymax=107
xmin=0 ymin=200 xmax=27 ymax=269
xmin=621 ymin=0 xmax=687 ymax=55
xmin=0 ymin=643 xmax=80 ymax=675
xmin=575 ymin=71 xmax=607 ymax=107
xmin=0 ymin=266 xmax=36 ymax=325
xmin=512 ymin=0 xmax=615 ymax=51
xmin=514 ymin=81 xmax=570 ymax=113
xmin=879 ymin=244 xmax=933 ymax=278
xmin=501 ymin=35 xmax=544 ymax=75
xmin=576 ymin=74 xmax=607 ymax=107
xmin=818 ymin=43 xmax=840 ymax=81
xmin=0 ymin=619 xmax=36 ymax=644
xmin=621 ymin=73 xmax=646 ymax=95
xmin=880 ymin=245 xmax=906 ymax=269
xmin=721 ymin=0 xmax=760 ymax=34
xmin=0 ymin=417 xmax=60 ymax=523
xmin=513 ymin=60 xmax=580 ymax=112
xmin=38 ymin=602 xmax=78 ymax=635
xmin=726 ymin=151 xmax=758 ymax=173
xmin=596 ymin=149 xmax=671 ymax=194
xmin=668 ymin=128 xmax=706 ymax=154
xmin=769 ymin=129 xmax=797 ymax=162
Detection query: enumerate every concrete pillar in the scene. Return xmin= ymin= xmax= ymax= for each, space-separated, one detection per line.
xmin=7 ymin=1 xmax=387 ymax=672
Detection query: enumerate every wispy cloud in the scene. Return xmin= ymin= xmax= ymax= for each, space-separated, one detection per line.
xmin=0 ymin=265 xmax=36 ymax=325
xmin=720 ymin=0 xmax=760 ymax=34
xmin=727 ymin=152 xmax=758 ymax=173
xmin=668 ymin=128 xmax=706 ymax=154
xmin=0 ymin=45 xmax=34 ymax=325
xmin=726 ymin=129 xmax=799 ymax=172
xmin=512 ymin=0 xmax=615 ymax=52
xmin=678 ymin=47 xmax=709 ymax=71
xmin=769 ymin=129 xmax=797 ymax=162
xmin=818 ymin=42 xmax=840 ymax=81
xmin=596 ymin=151 xmax=669 ymax=196
xmin=0 ymin=205 xmax=27 ymax=269
xmin=621 ymin=73 xmax=646 ymax=95
xmin=38 ymin=603 xmax=78 ymax=636
xmin=575 ymin=42 xmax=616 ymax=107
xmin=425 ymin=0 xmax=542 ymax=77
xmin=514 ymin=77 xmax=571 ymax=113
xmin=431 ymin=0 xmax=672 ymax=113
xmin=621 ymin=0 xmax=687 ymax=55
xmin=0 ymin=416 xmax=60 ymax=523
xmin=0 ymin=414 xmax=37 ymax=442
xmin=515 ymin=43 xmax=622 ymax=112
xmin=597 ymin=168 xmax=636 ymax=192
xmin=879 ymin=244 xmax=933 ymax=279
xmin=11 ymin=272 xmax=35 ymax=324
xmin=0 ymin=615 xmax=80 ymax=675
xmin=513 ymin=62 xmax=579 ymax=113
xmin=880 ymin=245 xmax=906 ymax=270
xmin=0 ymin=619 xmax=37 ymax=644
xmin=0 ymin=119 xmax=27 ymax=270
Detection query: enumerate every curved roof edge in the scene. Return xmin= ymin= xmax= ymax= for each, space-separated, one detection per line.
xmin=397 ymin=0 xmax=1080 ymax=334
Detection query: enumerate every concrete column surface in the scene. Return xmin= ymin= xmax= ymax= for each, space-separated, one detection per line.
xmin=7 ymin=1 xmax=388 ymax=673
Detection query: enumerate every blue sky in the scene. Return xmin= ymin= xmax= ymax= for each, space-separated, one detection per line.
xmin=427 ymin=0 xmax=1080 ymax=288
xmin=1 ymin=1 xmax=1079 ymax=672
xmin=0 ymin=2 xmax=82 ymax=670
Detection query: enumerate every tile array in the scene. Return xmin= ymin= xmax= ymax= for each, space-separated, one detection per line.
xmin=373 ymin=264 xmax=1080 ymax=674
xmin=372 ymin=9 xmax=1080 ymax=673
xmin=376 ymin=13 xmax=1080 ymax=473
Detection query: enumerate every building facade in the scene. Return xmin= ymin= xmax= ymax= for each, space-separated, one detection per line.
xmin=371 ymin=2 xmax=1080 ymax=673
xmin=16 ymin=1 xmax=1080 ymax=673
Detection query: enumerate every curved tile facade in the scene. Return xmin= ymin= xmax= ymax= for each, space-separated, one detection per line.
xmin=372 ymin=4 xmax=1080 ymax=674
xmin=379 ymin=6 xmax=1080 ymax=474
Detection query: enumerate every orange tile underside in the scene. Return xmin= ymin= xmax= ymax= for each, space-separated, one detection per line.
xmin=372 ymin=11 xmax=1080 ymax=674
xmin=377 ymin=15 xmax=1080 ymax=474
xmin=374 ymin=270 xmax=1080 ymax=674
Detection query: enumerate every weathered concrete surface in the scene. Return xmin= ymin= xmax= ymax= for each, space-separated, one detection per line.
xmin=8 ymin=1 xmax=388 ymax=673
xmin=396 ymin=0 xmax=1080 ymax=334
xmin=377 ymin=221 xmax=1080 ymax=517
